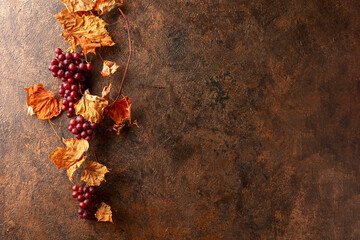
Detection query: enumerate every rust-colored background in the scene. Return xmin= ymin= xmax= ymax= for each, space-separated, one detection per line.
xmin=1 ymin=0 xmax=360 ymax=239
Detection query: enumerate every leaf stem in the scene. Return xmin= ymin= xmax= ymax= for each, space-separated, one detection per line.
xmin=48 ymin=119 xmax=65 ymax=147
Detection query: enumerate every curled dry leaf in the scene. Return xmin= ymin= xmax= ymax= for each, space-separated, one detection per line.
xmin=48 ymin=138 xmax=89 ymax=169
xmin=94 ymin=0 xmax=123 ymax=15
xmin=81 ymin=161 xmax=109 ymax=186
xmin=24 ymin=84 xmax=63 ymax=120
xmin=55 ymin=12 xmax=114 ymax=54
xmin=67 ymin=157 xmax=86 ymax=182
xmin=102 ymin=83 xmax=112 ymax=100
xmin=74 ymin=89 xmax=109 ymax=123
xmin=95 ymin=202 xmax=113 ymax=222
xmin=61 ymin=0 xmax=96 ymax=13
xmin=106 ymin=96 xmax=136 ymax=134
xmin=100 ymin=60 xmax=121 ymax=77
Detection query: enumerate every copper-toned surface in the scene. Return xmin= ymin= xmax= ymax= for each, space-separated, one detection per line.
xmin=1 ymin=1 xmax=360 ymax=239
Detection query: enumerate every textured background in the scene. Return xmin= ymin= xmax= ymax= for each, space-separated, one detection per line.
xmin=0 ymin=0 xmax=360 ymax=239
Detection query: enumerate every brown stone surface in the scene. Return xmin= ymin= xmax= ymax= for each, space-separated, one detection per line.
xmin=0 ymin=0 xmax=360 ymax=239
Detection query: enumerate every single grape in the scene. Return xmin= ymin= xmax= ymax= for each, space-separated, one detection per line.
xmin=78 ymin=63 xmax=87 ymax=71
xmin=67 ymin=77 xmax=75 ymax=84
xmin=52 ymin=72 xmax=58 ymax=78
xmin=74 ymin=59 xmax=81 ymax=65
xmin=62 ymin=99 xmax=68 ymax=105
xmin=72 ymin=128 xmax=79 ymax=134
xmin=51 ymin=58 xmax=59 ymax=65
xmin=62 ymin=105 xmax=69 ymax=111
xmin=76 ymin=116 xmax=85 ymax=123
xmin=86 ymin=129 xmax=93 ymax=135
xmin=64 ymin=83 xmax=71 ymax=90
xmin=68 ymin=63 xmax=76 ymax=71
xmin=79 ymin=215 xmax=84 ymax=219
xmin=79 ymin=52 xmax=85 ymax=59
xmin=70 ymin=91 xmax=77 ymax=98
xmin=76 ymin=123 xmax=83 ymax=131
xmin=81 ymin=131 xmax=87 ymax=138
xmin=61 ymin=77 xmax=67 ymax=82
xmin=88 ymin=187 xmax=95 ymax=194
xmin=57 ymin=54 xmax=65 ymax=61
xmin=83 ymin=186 xmax=89 ymax=193
xmin=68 ymin=102 xmax=74 ymax=108
xmin=66 ymin=96 xmax=74 ymax=102
xmin=78 ymin=187 xmax=84 ymax=193
xmin=75 ymin=134 xmax=81 ymax=140
xmin=57 ymin=70 xmax=64 ymax=77
xmin=90 ymin=123 xmax=97 ymax=129
xmin=72 ymin=185 xmax=79 ymax=191
xmin=87 ymin=63 xmax=94 ymax=71
xmin=70 ymin=119 xmax=77 ymax=126
xmin=71 ymin=85 xmax=78 ymax=91
xmin=65 ymin=90 xmax=71 ymax=96
xmin=67 ymin=112 xmax=74 ymax=118
xmin=78 ymin=209 xmax=84 ymax=215
xmin=83 ymin=199 xmax=91 ymax=206
xmin=82 ymin=212 xmax=90 ymax=219
xmin=82 ymin=122 xmax=90 ymax=130
xmin=84 ymin=193 xmax=92 ymax=199
xmin=65 ymin=52 xmax=73 ymax=59
xmin=77 ymin=194 xmax=85 ymax=202
xmin=59 ymin=88 xmax=65 ymax=95
xmin=51 ymin=65 xmax=59 ymax=73
xmin=85 ymin=136 xmax=91 ymax=141
xmin=79 ymin=202 xmax=86 ymax=209
xmin=48 ymin=65 xmax=52 ymax=71
xmin=58 ymin=62 xmax=65 ymax=69
xmin=55 ymin=48 xmax=62 ymax=54
xmin=73 ymin=96 xmax=80 ymax=102
xmin=63 ymin=59 xmax=71 ymax=66
xmin=64 ymin=71 xmax=72 ymax=78
xmin=74 ymin=73 xmax=82 ymax=80
xmin=72 ymin=191 xmax=79 ymax=198
xmin=68 ymin=108 xmax=75 ymax=113
xmin=73 ymin=52 xmax=80 ymax=60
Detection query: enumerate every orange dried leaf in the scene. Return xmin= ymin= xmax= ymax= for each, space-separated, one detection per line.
xmin=58 ymin=14 xmax=115 ymax=54
xmin=94 ymin=0 xmax=123 ymax=15
xmin=101 ymin=60 xmax=121 ymax=77
xmin=106 ymin=96 xmax=136 ymax=134
xmin=24 ymin=84 xmax=63 ymax=120
xmin=67 ymin=157 xmax=86 ymax=182
xmin=81 ymin=161 xmax=109 ymax=186
xmin=61 ymin=0 xmax=96 ymax=13
xmin=74 ymin=90 xmax=109 ymax=123
xmin=102 ymin=83 xmax=112 ymax=100
xmin=48 ymin=138 xmax=89 ymax=169
xmin=95 ymin=202 xmax=113 ymax=222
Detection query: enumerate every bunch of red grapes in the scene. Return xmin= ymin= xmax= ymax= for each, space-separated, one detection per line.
xmin=68 ymin=115 xmax=97 ymax=141
xmin=72 ymin=185 xmax=99 ymax=220
xmin=48 ymin=48 xmax=93 ymax=118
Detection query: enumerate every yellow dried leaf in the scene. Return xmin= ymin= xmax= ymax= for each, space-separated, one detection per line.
xmin=58 ymin=14 xmax=115 ymax=54
xmin=105 ymin=96 xmax=136 ymax=134
xmin=100 ymin=60 xmax=121 ymax=77
xmin=61 ymin=0 xmax=96 ymax=13
xmin=95 ymin=202 xmax=113 ymax=222
xmin=67 ymin=157 xmax=86 ymax=182
xmin=81 ymin=161 xmax=109 ymax=186
xmin=48 ymin=138 xmax=89 ymax=169
xmin=102 ymin=83 xmax=112 ymax=100
xmin=24 ymin=84 xmax=63 ymax=120
xmin=74 ymin=90 xmax=109 ymax=123
xmin=94 ymin=0 xmax=123 ymax=15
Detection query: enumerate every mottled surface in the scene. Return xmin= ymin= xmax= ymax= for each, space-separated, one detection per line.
xmin=0 ymin=0 xmax=360 ymax=239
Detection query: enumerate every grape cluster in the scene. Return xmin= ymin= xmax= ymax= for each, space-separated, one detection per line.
xmin=48 ymin=48 xmax=94 ymax=118
xmin=68 ymin=115 xmax=97 ymax=142
xmin=72 ymin=185 xmax=98 ymax=219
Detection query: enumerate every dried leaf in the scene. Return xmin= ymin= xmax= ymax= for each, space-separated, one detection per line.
xmin=102 ymin=83 xmax=112 ymax=100
xmin=81 ymin=161 xmax=109 ymax=186
xmin=100 ymin=60 xmax=121 ymax=77
xmin=67 ymin=157 xmax=86 ymax=182
xmin=57 ymin=13 xmax=115 ymax=54
xmin=48 ymin=138 xmax=89 ymax=169
xmin=95 ymin=202 xmax=113 ymax=222
xmin=74 ymin=90 xmax=109 ymax=123
xmin=24 ymin=84 xmax=63 ymax=120
xmin=61 ymin=0 xmax=96 ymax=13
xmin=106 ymin=96 xmax=136 ymax=134
xmin=94 ymin=0 xmax=123 ymax=15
